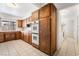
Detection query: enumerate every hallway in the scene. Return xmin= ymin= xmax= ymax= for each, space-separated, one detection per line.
xmin=54 ymin=36 xmax=79 ymax=56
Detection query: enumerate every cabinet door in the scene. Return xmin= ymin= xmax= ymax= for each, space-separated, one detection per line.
xmin=16 ymin=31 xmax=21 ymax=39
xmin=39 ymin=17 xmax=51 ymax=54
xmin=28 ymin=34 xmax=32 ymax=44
xmin=24 ymin=33 xmax=28 ymax=42
xmin=39 ymin=4 xmax=51 ymax=18
xmin=21 ymin=32 xmax=23 ymax=40
xmin=17 ymin=20 xmax=23 ymax=27
xmin=32 ymin=10 xmax=39 ymax=21
xmin=5 ymin=32 xmax=16 ymax=41
xmin=0 ymin=32 xmax=4 ymax=42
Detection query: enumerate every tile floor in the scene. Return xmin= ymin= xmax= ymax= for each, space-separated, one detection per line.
xmin=0 ymin=40 xmax=47 ymax=56
xmin=54 ymin=37 xmax=79 ymax=56
xmin=0 ymin=37 xmax=79 ymax=56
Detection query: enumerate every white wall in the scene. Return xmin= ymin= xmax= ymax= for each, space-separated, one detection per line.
xmin=57 ymin=4 xmax=78 ymax=50
xmin=0 ymin=12 xmax=20 ymax=22
xmin=0 ymin=12 xmax=21 ymax=31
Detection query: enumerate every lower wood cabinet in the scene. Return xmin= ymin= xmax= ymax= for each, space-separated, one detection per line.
xmin=16 ymin=31 xmax=21 ymax=39
xmin=0 ymin=32 xmax=4 ymax=43
xmin=0 ymin=31 xmax=21 ymax=42
xmin=23 ymin=33 xmax=28 ymax=42
xmin=21 ymin=32 xmax=24 ymax=40
xmin=5 ymin=32 xmax=16 ymax=41
xmin=21 ymin=32 xmax=32 ymax=44
xmin=28 ymin=34 xmax=32 ymax=44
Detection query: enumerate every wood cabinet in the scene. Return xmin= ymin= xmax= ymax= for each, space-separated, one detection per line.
xmin=17 ymin=20 xmax=24 ymax=27
xmin=32 ymin=10 xmax=39 ymax=21
xmin=16 ymin=31 xmax=21 ymax=39
xmin=27 ymin=16 xmax=32 ymax=22
xmin=23 ymin=33 xmax=28 ymax=43
xmin=50 ymin=4 xmax=57 ymax=55
xmin=21 ymin=32 xmax=24 ymax=40
xmin=28 ymin=34 xmax=32 ymax=44
xmin=39 ymin=17 xmax=51 ymax=54
xmin=5 ymin=32 xmax=16 ymax=41
xmin=0 ymin=31 xmax=21 ymax=43
xmin=39 ymin=4 xmax=57 ymax=55
xmin=0 ymin=32 xmax=4 ymax=43
xmin=39 ymin=4 xmax=51 ymax=18
xmin=23 ymin=33 xmax=32 ymax=44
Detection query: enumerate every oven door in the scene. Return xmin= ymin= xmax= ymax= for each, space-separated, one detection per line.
xmin=31 ymin=21 xmax=39 ymax=33
xmin=32 ymin=34 xmax=39 ymax=45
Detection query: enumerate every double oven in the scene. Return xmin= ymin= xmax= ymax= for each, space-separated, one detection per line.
xmin=31 ymin=20 xmax=39 ymax=45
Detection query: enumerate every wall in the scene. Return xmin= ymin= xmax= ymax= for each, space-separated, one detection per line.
xmin=57 ymin=4 xmax=78 ymax=50
xmin=0 ymin=12 xmax=20 ymax=31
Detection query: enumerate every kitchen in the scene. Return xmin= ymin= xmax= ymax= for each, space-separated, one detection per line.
xmin=0 ymin=3 xmax=57 ymax=56
xmin=0 ymin=3 xmax=78 ymax=56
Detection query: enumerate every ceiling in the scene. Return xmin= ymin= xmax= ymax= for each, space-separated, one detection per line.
xmin=33 ymin=3 xmax=78 ymax=10
xmin=0 ymin=3 xmax=78 ymax=18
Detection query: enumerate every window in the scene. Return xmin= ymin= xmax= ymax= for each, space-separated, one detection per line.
xmin=1 ymin=21 xmax=16 ymax=31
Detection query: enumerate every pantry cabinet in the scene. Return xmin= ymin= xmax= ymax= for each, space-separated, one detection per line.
xmin=39 ymin=4 xmax=57 ymax=55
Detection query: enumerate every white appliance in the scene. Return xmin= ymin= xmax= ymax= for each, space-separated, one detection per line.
xmin=31 ymin=20 xmax=39 ymax=33
xmin=32 ymin=34 xmax=39 ymax=45
xmin=31 ymin=20 xmax=39 ymax=45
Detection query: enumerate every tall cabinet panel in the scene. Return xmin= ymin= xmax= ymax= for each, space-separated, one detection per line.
xmin=50 ymin=4 xmax=57 ymax=55
xmin=39 ymin=4 xmax=57 ymax=55
xmin=39 ymin=17 xmax=51 ymax=54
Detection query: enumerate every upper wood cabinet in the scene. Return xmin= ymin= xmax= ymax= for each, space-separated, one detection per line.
xmin=39 ymin=4 xmax=51 ymax=18
xmin=27 ymin=16 xmax=32 ymax=22
xmin=31 ymin=10 xmax=39 ymax=21
xmin=17 ymin=20 xmax=24 ymax=28
xmin=0 ymin=32 xmax=4 ymax=43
